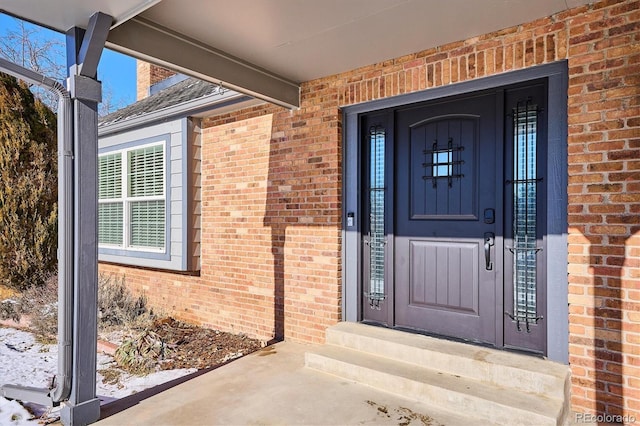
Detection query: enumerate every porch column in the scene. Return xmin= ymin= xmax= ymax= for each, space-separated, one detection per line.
xmin=60 ymin=12 xmax=111 ymax=426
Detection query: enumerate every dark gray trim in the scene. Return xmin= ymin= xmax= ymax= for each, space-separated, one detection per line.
xmin=342 ymin=61 xmax=568 ymax=363
xmin=545 ymin=65 xmax=569 ymax=364
xmin=77 ymin=12 xmax=112 ymax=78
xmin=343 ymin=111 xmax=361 ymax=322
xmin=180 ymin=118 xmax=189 ymax=271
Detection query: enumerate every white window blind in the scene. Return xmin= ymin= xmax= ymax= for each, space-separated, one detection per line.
xmin=99 ymin=153 xmax=122 ymax=198
xmin=130 ymin=200 xmax=165 ymax=248
xmin=98 ymin=153 xmax=123 ymax=246
xmin=98 ymin=202 xmax=123 ymax=245
xmin=128 ymin=145 xmax=164 ymax=197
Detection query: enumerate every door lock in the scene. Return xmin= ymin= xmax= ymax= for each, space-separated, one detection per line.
xmin=484 ymin=208 xmax=495 ymax=224
xmin=484 ymin=232 xmax=495 ymax=270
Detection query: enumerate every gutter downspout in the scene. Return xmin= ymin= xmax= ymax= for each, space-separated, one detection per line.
xmin=0 ymin=58 xmax=74 ymax=405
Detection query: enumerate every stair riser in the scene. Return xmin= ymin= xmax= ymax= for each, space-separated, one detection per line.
xmin=306 ymin=353 xmax=559 ymax=426
xmin=559 ymin=373 xmax=572 ymax=426
xmin=326 ymin=329 xmax=565 ymax=399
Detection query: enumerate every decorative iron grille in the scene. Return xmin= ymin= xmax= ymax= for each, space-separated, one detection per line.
xmin=421 ymin=137 xmax=464 ymax=187
xmin=366 ymin=126 xmax=386 ymax=308
xmin=506 ymin=99 xmax=543 ymax=332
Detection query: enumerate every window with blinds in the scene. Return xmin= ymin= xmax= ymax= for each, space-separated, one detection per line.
xmin=128 ymin=145 xmax=164 ymax=197
xmin=98 ymin=142 xmax=166 ymax=251
xmin=98 ymin=153 xmax=123 ymax=245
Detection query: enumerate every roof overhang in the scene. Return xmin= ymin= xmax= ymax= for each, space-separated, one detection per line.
xmin=0 ymin=0 xmax=593 ymax=109
xmin=105 ymin=16 xmax=299 ymax=109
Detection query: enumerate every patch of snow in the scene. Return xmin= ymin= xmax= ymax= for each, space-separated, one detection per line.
xmin=1 ymin=327 xmax=196 ymax=424
xmin=0 ymin=397 xmax=33 ymax=425
xmin=0 ymin=328 xmax=56 ymax=388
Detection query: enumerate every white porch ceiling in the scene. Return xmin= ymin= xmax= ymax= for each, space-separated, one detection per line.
xmin=1 ymin=0 xmax=592 ymax=107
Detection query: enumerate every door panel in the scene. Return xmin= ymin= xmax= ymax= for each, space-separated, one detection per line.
xmin=394 ymin=92 xmax=499 ymax=345
xmin=409 ymin=240 xmax=479 ymax=313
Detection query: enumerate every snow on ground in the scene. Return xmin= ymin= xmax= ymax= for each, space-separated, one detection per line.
xmin=0 ymin=327 xmax=196 ymax=425
xmin=0 ymin=397 xmax=32 ymax=426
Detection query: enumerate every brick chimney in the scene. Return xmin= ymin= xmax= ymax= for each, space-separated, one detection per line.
xmin=136 ymin=60 xmax=177 ymax=100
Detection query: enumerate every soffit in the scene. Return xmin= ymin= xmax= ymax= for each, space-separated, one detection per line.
xmin=138 ymin=0 xmax=591 ymax=82
xmin=1 ymin=0 xmax=592 ymax=106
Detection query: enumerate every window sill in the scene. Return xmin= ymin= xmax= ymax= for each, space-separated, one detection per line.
xmin=99 ymin=249 xmax=189 ymax=272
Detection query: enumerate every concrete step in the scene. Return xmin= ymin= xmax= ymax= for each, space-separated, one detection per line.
xmin=360 ymin=394 xmax=503 ymax=426
xmin=306 ymin=344 xmax=565 ymax=426
xmin=325 ymin=322 xmax=570 ymax=400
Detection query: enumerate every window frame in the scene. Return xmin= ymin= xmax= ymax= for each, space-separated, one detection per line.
xmin=99 ymin=140 xmax=168 ymax=253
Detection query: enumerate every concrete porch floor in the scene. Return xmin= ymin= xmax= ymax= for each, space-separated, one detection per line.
xmin=95 ymin=341 xmax=470 ymax=426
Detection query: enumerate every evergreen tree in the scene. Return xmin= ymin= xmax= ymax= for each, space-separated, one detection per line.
xmin=0 ymin=72 xmax=57 ymax=291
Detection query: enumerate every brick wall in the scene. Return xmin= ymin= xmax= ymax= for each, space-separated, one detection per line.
xmin=135 ymin=61 xmax=177 ymax=100
xmin=102 ymin=0 xmax=639 ymax=417
xmin=563 ymin=0 xmax=640 ymax=418
xmin=199 ymin=114 xmax=278 ymax=339
xmin=200 ymin=103 xmax=343 ymax=343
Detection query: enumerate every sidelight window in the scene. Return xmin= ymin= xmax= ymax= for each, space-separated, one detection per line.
xmin=367 ymin=126 xmax=386 ymax=308
xmin=508 ymin=100 xmax=542 ymax=331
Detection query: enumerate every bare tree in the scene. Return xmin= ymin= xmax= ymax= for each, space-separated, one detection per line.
xmin=100 ymin=84 xmax=132 ymax=117
xmin=0 ymin=16 xmax=130 ymax=115
xmin=0 ymin=17 xmax=66 ymax=110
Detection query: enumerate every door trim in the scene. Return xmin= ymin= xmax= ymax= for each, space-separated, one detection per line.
xmin=342 ymin=61 xmax=568 ymax=364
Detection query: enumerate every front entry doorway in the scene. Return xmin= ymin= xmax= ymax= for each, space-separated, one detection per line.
xmin=361 ymin=82 xmax=547 ymax=355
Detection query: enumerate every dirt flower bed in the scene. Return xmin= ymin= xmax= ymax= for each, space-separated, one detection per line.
xmin=2 ymin=276 xmax=265 ymax=376
xmin=113 ymin=317 xmax=264 ymax=374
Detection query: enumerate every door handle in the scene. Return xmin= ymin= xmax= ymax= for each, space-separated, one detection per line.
xmin=484 ymin=232 xmax=495 ymax=271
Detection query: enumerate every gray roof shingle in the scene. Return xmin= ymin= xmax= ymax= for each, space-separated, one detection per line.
xmin=98 ymin=77 xmax=221 ymax=127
